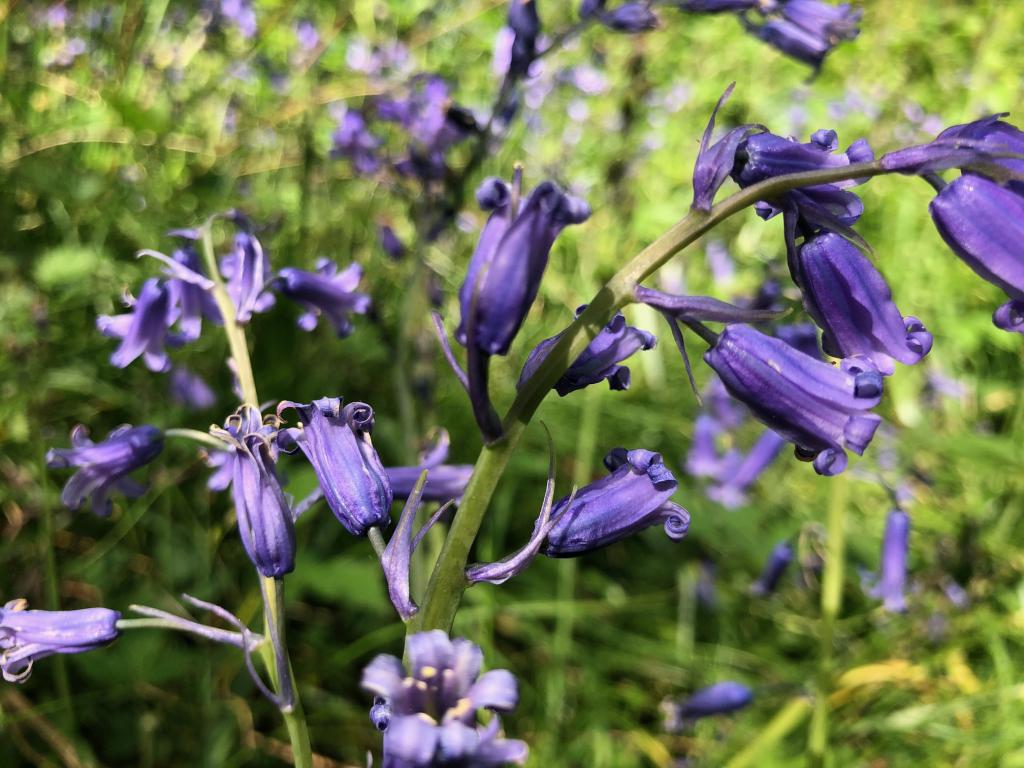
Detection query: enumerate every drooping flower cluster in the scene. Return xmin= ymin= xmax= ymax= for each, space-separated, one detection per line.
xmin=97 ymin=218 xmax=371 ymax=378
xmin=361 ymin=631 xmax=528 ymax=767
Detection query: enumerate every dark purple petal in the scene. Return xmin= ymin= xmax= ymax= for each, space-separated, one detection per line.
xmin=226 ymin=432 xmax=296 ymax=578
xmin=544 ymin=449 xmax=688 ymax=556
xmin=750 ymin=539 xmax=794 ymax=596
xmin=277 ymin=398 xmax=392 ymax=536
xmin=635 ymin=286 xmax=784 ymax=324
xmin=704 ymin=325 xmax=882 ymax=475
xmin=600 ymin=3 xmax=659 ymax=32
xmin=797 ymin=232 xmax=932 ymax=375
xmin=457 ymin=178 xmax=590 ymax=356
xmin=994 ymin=299 xmax=1024 ymax=334
xmin=517 ymin=306 xmax=656 ymax=396
xmin=930 ymin=175 xmax=1024 ymax=304
xmin=331 ymin=110 xmax=382 ymax=174
xmin=386 ymin=465 xmax=473 ymax=502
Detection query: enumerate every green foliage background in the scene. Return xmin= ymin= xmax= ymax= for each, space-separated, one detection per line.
xmin=2 ymin=1 xmax=1024 ymax=766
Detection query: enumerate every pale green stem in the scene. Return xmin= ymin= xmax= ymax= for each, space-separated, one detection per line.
xmin=198 ymin=223 xmax=312 ymax=767
xmin=412 ymin=160 xmax=891 ymax=635
xmin=165 ymin=428 xmax=227 ymax=451
xmin=199 ymin=223 xmax=259 ymax=409
xmin=808 ymin=473 xmax=849 ymax=767
xmin=726 ymin=696 xmax=813 ymax=768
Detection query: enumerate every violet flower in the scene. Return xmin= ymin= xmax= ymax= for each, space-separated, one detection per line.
xmin=294 ymin=19 xmax=319 ymax=52
xmin=750 ymin=539 xmax=794 ymax=596
xmin=378 ymin=224 xmax=407 ymax=260
xmin=361 ymin=631 xmax=527 ymax=766
xmin=797 ymin=232 xmax=932 ymax=374
xmin=0 ymin=600 xmax=120 ymax=683
xmin=96 ymin=279 xmax=176 ymax=372
xmin=220 ymin=0 xmax=256 ymax=38
xmin=865 ymin=509 xmax=910 ymax=613
xmin=141 ymin=232 xmax=221 ymax=342
xmin=275 ymin=258 xmax=371 ymax=338
xmin=221 ymin=231 xmax=275 ymax=323
xmin=704 ymin=324 xmax=883 ymax=476
xmin=544 ymin=448 xmax=690 ymax=556
xmin=600 ymin=3 xmax=659 ymax=32
xmin=685 ymin=414 xmax=738 ymax=479
xmin=204 ymin=405 xmax=269 ymax=491
xmin=517 ymin=306 xmax=656 ymax=396
xmin=456 ymin=176 xmax=590 ymax=356
xmin=707 ymin=429 xmax=787 ymax=508
xmin=679 ymin=681 xmax=754 ymax=720
xmin=386 ymin=429 xmax=473 ymax=503
xmin=278 ymin=398 xmax=392 ymax=537
xmin=213 ymin=412 xmax=295 ymax=579
xmin=47 ymin=424 xmax=164 ymax=516
xmin=691 ymin=83 xmax=765 ymax=212
xmin=169 ymin=366 xmax=217 ymax=410
xmin=331 ymin=110 xmax=382 ymax=175
xmin=930 ymin=175 xmax=1024 ymax=333
xmin=507 ymin=0 xmax=541 ymax=77
xmin=744 ymin=1 xmax=860 ymax=70
xmin=678 ymin=0 xmax=765 ymax=11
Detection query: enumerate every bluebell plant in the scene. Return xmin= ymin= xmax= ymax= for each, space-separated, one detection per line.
xmin=25 ymin=7 xmax=1024 ymax=767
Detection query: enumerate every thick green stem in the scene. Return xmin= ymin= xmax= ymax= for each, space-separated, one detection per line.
xmin=412 ymin=160 xmax=890 ymax=634
xmin=198 ymin=223 xmax=312 ymax=766
xmin=808 ymin=473 xmax=849 ymax=767
xmin=165 ymin=427 xmax=228 ymax=451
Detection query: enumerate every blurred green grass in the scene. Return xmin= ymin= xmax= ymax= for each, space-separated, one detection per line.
xmin=2 ymin=1 xmax=1024 ymax=765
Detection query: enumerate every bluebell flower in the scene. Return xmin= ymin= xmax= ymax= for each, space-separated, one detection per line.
xmin=278 ymin=398 xmax=392 ymax=537
xmin=679 ymin=681 xmax=754 ymax=719
xmin=386 ymin=429 xmax=474 ymax=503
xmin=750 ymin=540 xmax=794 ymax=596
xmin=517 ymin=306 xmax=656 ymax=396
xmin=331 ymin=110 xmax=382 ymax=175
xmin=0 ymin=600 xmax=120 ymax=683
xmin=220 ymin=230 xmax=276 ymax=324
xmin=544 ymin=448 xmax=690 ymax=556
xmin=361 ymin=630 xmax=527 ymax=767
xmin=743 ymin=1 xmax=860 ymax=70
xmin=220 ymin=0 xmax=256 ymax=38
xmin=797 ymin=232 xmax=932 ymax=374
xmin=865 ymin=510 xmax=910 ymax=613
xmin=275 ymin=259 xmax=371 ymax=338
xmin=507 ymin=0 xmax=541 ymax=77
xmin=685 ymin=414 xmax=739 ymax=479
xmin=96 ymin=279 xmax=176 ymax=372
xmin=456 ymin=176 xmax=590 ymax=355
xmin=377 ymin=75 xmax=476 ymax=182
xmin=169 ymin=366 xmax=217 ymax=411
xmin=707 ymin=429 xmax=787 ymax=508
xmin=599 ymin=3 xmax=659 ymax=32
xmin=704 ymin=324 xmax=883 ymax=476
xmin=679 ymin=0 xmax=766 ymax=10
xmin=47 ymin=424 xmax=163 ymax=516
xmin=204 ymin=406 xmax=274 ymax=492
xmin=579 ymin=0 xmax=606 ymax=16
xmin=294 ymin=19 xmax=319 ymax=52
xmin=140 ymin=231 xmax=221 ymax=342
xmin=378 ymin=224 xmax=407 ymax=261
xmin=213 ymin=410 xmax=295 ymax=578
xmin=930 ymin=175 xmax=1024 ymax=333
